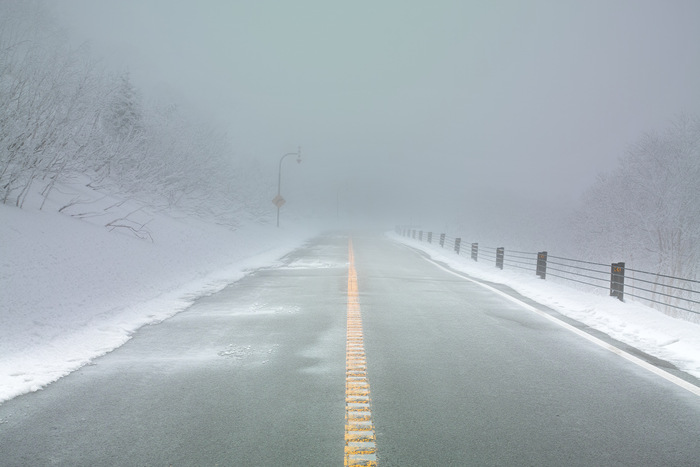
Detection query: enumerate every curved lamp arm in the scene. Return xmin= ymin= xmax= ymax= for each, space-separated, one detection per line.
xmin=277 ymin=147 xmax=302 ymax=196
xmin=276 ymin=146 xmax=301 ymax=227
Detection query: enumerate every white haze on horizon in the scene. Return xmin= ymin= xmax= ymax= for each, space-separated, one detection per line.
xmin=51 ymin=0 xmax=700 ymax=231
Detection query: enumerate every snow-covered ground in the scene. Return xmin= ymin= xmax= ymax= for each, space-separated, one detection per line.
xmin=0 ymin=203 xmax=316 ymax=404
xmin=390 ymin=232 xmax=700 ymax=381
xmin=3 ymin=203 xmax=698 ymax=406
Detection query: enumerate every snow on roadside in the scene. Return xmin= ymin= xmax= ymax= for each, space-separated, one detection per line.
xmin=0 ymin=204 xmax=315 ymax=404
xmin=389 ymin=232 xmax=700 ymax=380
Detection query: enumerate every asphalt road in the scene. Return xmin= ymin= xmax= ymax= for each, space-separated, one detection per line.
xmin=1 ymin=233 xmax=699 ymax=466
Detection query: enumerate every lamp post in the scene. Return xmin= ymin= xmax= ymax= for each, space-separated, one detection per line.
xmin=274 ymin=146 xmax=301 ymax=227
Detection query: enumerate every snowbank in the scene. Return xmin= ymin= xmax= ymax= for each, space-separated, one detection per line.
xmin=3 ymin=208 xmax=697 ymax=405
xmin=0 ymin=204 xmax=315 ymax=403
xmin=390 ymin=232 xmax=700 ymax=381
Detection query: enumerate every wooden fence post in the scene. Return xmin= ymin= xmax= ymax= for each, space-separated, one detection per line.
xmin=496 ymin=247 xmax=504 ymax=269
xmin=610 ymin=262 xmax=625 ymax=301
xmin=536 ymin=251 xmax=548 ymax=279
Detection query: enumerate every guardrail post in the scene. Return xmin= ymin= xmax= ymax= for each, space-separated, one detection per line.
xmin=440 ymin=233 xmax=445 ymax=248
xmin=496 ymin=247 xmax=504 ymax=269
xmin=610 ymin=262 xmax=625 ymax=301
xmin=536 ymin=251 xmax=547 ymax=279
xmin=412 ymin=229 xmax=416 ymax=239
xmin=419 ymin=230 xmax=423 ymax=241
xmin=454 ymin=238 xmax=461 ymax=254
xmin=427 ymin=232 xmax=432 ymax=244
xmin=471 ymin=243 xmax=478 ymax=261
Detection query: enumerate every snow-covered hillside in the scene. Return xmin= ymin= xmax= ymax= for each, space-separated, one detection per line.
xmin=0 ymin=198 xmax=315 ymax=404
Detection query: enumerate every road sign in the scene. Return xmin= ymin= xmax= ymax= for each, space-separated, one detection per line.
xmin=272 ymin=195 xmax=286 ymax=208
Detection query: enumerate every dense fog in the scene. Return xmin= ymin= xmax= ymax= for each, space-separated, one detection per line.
xmin=2 ymin=0 xmax=699 ymax=277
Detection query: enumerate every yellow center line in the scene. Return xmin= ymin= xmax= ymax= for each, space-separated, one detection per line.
xmin=345 ymin=238 xmax=378 ymax=466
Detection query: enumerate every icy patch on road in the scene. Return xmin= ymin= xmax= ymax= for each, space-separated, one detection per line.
xmin=249 ymin=302 xmax=301 ymax=315
xmin=218 ymin=344 xmax=254 ymax=359
xmin=218 ymin=343 xmax=280 ymax=365
xmin=279 ymin=258 xmax=344 ymax=270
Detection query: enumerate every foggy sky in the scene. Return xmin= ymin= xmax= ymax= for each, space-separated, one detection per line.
xmin=54 ymin=1 xmax=700 ymax=226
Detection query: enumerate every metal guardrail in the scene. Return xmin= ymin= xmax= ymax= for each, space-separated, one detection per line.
xmin=395 ymin=226 xmax=699 ymax=317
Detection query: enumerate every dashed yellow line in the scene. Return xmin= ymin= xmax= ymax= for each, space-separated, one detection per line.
xmin=345 ymin=238 xmax=378 ymax=466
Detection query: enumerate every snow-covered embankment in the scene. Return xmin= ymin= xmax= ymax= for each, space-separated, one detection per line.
xmin=0 ymin=204 xmax=313 ymax=403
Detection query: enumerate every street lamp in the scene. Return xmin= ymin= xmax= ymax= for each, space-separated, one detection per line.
xmin=274 ymin=146 xmax=301 ymax=227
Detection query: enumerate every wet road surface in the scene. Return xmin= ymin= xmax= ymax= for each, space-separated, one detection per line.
xmin=1 ymin=233 xmax=699 ymax=466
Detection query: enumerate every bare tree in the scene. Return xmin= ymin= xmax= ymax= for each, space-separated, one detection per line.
xmin=0 ymin=0 xmax=274 ymax=234
xmin=574 ymin=114 xmax=700 ymax=313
